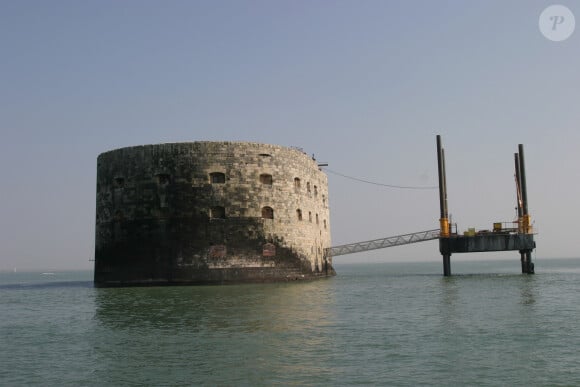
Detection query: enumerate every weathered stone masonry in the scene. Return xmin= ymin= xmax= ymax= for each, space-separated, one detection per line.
xmin=94 ymin=142 xmax=334 ymax=286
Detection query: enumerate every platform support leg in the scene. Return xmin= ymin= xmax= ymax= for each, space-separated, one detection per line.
xmin=525 ymin=251 xmax=534 ymax=274
xmin=443 ymin=254 xmax=451 ymax=276
xmin=521 ymin=251 xmax=535 ymax=274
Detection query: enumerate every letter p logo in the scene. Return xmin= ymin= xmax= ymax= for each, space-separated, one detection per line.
xmin=550 ymin=15 xmax=566 ymax=30
xmin=540 ymin=5 xmax=575 ymax=41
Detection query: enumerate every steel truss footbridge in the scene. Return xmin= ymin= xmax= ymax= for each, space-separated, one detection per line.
xmin=324 ymin=229 xmax=440 ymax=259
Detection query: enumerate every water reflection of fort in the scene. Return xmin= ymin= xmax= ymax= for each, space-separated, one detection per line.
xmin=93 ymin=281 xmax=337 ymax=383
xmin=95 ymin=280 xmax=335 ymax=332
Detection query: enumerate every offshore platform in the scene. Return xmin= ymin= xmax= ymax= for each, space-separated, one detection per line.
xmin=436 ymin=135 xmax=535 ymax=275
xmin=325 ymin=135 xmax=536 ymax=276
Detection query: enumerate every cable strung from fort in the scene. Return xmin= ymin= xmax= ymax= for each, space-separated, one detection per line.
xmin=322 ymin=168 xmax=438 ymax=190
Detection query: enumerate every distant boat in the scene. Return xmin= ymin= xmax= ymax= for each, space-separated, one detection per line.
xmin=41 ymin=272 xmax=55 ymax=275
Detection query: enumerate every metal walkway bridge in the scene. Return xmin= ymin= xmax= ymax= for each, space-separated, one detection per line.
xmin=324 ymin=229 xmax=440 ymax=258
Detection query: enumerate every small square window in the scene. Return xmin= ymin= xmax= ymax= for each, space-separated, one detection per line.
xmin=260 ymin=174 xmax=273 ymax=185
xmin=210 ymin=172 xmax=226 ymax=184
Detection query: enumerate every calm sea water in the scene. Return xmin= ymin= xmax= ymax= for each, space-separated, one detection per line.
xmin=2 ymin=258 xmax=580 ymax=386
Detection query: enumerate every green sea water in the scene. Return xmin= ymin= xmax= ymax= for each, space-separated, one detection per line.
xmin=2 ymin=258 xmax=580 ymax=386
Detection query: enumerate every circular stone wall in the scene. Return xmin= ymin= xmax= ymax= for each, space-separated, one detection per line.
xmin=94 ymin=142 xmax=334 ymax=286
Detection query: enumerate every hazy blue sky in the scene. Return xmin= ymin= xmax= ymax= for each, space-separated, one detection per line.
xmin=1 ymin=1 xmax=578 ymax=271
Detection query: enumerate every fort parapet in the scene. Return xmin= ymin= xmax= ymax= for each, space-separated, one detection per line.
xmin=94 ymin=142 xmax=334 ymax=286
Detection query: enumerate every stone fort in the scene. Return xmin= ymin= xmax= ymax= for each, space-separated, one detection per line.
xmin=94 ymin=142 xmax=334 ymax=286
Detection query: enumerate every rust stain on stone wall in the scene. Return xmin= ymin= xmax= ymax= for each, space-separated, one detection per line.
xmin=262 ymin=243 xmax=276 ymax=257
